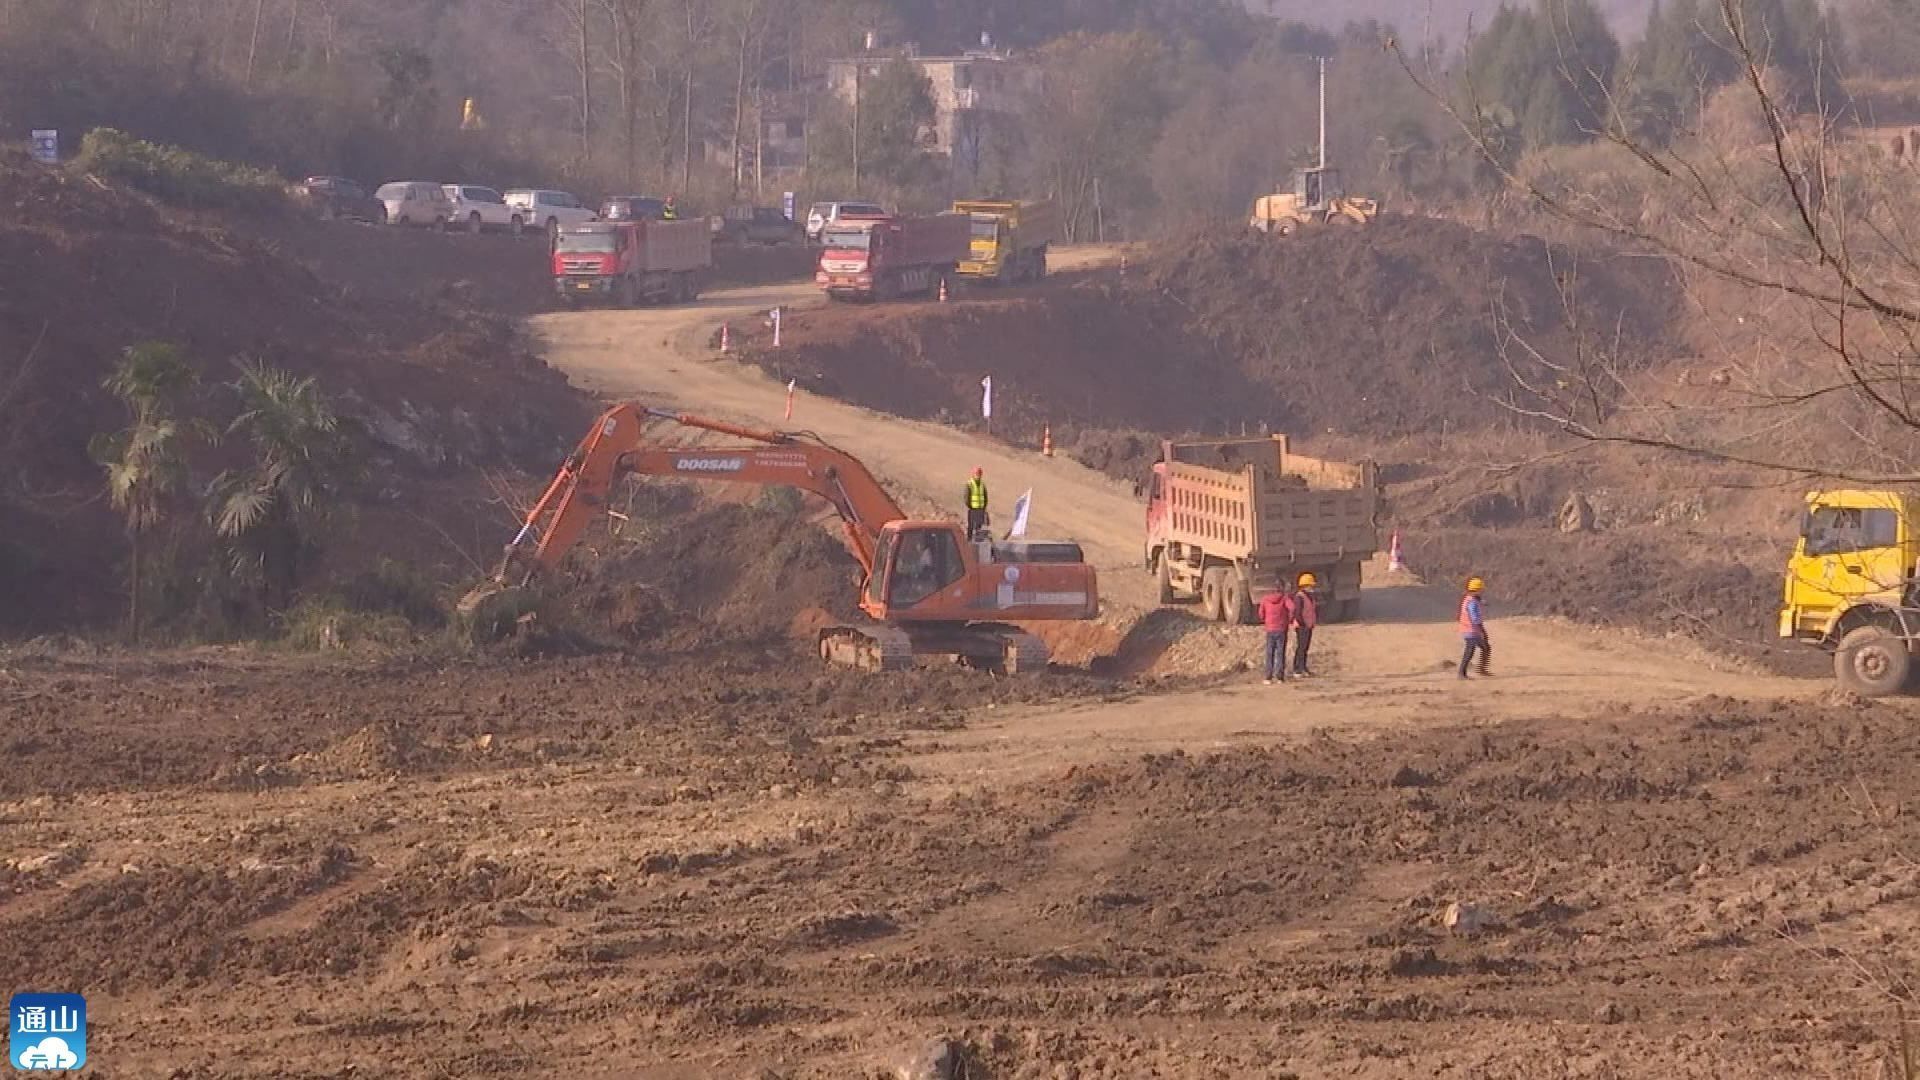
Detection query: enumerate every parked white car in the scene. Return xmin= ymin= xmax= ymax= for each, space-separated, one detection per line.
xmin=805 ymin=200 xmax=885 ymax=243
xmin=443 ymin=185 xmax=525 ymax=234
xmin=504 ymin=189 xmax=596 ymax=236
xmin=375 ymin=181 xmax=455 ymax=228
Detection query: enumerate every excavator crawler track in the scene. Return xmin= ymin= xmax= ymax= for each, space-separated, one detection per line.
xmin=1001 ymin=630 xmax=1052 ymax=674
xmin=818 ymin=624 xmax=915 ymax=672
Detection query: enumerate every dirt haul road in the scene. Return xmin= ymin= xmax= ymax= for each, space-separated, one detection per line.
xmin=531 ymin=272 xmax=1813 ymax=773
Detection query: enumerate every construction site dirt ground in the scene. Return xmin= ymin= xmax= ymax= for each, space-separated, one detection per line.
xmin=7 ymin=261 xmax=1914 ymax=1078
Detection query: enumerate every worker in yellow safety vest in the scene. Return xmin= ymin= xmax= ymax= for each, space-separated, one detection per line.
xmin=965 ymin=467 xmax=989 ymax=541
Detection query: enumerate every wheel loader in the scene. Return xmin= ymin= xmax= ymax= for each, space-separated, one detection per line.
xmin=1249 ymin=166 xmax=1378 ymax=235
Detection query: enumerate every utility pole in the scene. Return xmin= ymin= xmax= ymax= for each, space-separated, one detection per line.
xmin=852 ymin=30 xmax=872 ymax=195
xmin=1316 ymin=55 xmax=1328 ymax=170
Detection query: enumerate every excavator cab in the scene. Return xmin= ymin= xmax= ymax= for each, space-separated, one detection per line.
xmin=866 ymin=524 xmax=969 ymax=611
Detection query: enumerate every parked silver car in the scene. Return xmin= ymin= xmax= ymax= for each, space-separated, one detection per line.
xmin=442 ymin=185 xmax=526 ymax=234
xmin=376 ymin=181 xmax=455 ymax=228
xmin=504 ymin=189 xmax=597 ymax=237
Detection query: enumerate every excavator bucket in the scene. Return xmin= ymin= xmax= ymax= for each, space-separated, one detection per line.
xmin=455 ymin=581 xmax=539 ymax=642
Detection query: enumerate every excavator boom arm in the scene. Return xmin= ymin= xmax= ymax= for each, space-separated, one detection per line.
xmin=496 ymin=404 xmax=908 ymax=584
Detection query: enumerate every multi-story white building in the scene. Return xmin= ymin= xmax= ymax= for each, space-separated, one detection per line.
xmin=825 ymin=46 xmax=1040 ymax=189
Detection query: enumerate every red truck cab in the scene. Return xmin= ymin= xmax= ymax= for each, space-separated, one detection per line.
xmin=553 ymin=222 xmax=634 ymax=293
xmin=815 ymin=212 xmax=890 ymax=293
xmin=815 ymin=211 xmax=968 ymax=301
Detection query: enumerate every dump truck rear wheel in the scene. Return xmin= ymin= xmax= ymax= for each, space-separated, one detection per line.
xmin=1223 ymin=574 xmax=1255 ymax=625
xmin=1835 ymin=625 xmax=1912 ymax=697
xmin=1155 ymin=556 xmax=1175 ymax=604
xmin=1200 ymin=568 xmax=1226 ymax=621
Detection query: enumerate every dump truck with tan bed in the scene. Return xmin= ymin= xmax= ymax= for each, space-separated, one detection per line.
xmin=1144 ymin=436 xmax=1381 ymax=623
xmin=955 ymin=199 xmax=1061 ymax=283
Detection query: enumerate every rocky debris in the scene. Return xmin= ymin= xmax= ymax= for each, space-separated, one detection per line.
xmin=888 ymin=1037 xmax=963 ymax=1080
xmin=1388 ymin=764 xmax=1437 ymax=789
xmin=1818 ymin=686 xmax=1872 ymax=709
xmin=1386 ymin=947 xmax=1454 ymax=977
xmin=1558 ymin=492 xmax=1596 ymax=533
xmin=1443 ymin=901 xmax=1500 ymax=936
xmin=7 ymin=847 xmax=84 ymax=876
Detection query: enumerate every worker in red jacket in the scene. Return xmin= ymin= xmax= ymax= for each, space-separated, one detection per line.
xmin=1257 ymin=582 xmax=1295 ymax=685
xmin=1291 ymin=572 xmax=1320 ymax=677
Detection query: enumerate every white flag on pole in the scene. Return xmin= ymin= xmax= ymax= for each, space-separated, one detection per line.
xmin=981 ymin=375 xmax=993 ymax=420
xmin=1007 ymin=488 xmax=1032 ymax=538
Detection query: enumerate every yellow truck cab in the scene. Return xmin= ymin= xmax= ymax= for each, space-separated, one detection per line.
xmin=954 ymin=199 xmax=1061 ymax=284
xmin=1781 ymin=489 xmax=1920 ymax=695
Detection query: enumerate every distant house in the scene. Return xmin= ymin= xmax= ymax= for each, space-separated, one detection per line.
xmin=825 ymin=47 xmax=1040 ymax=188
xmin=701 ymin=91 xmax=812 ymax=185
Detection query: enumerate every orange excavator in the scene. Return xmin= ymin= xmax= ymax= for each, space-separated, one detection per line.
xmin=461 ymin=403 xmax=1100 ymax=672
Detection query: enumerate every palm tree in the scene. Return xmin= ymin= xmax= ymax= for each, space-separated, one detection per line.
xmin=89 ymin=343 xmax=200 ymax=640
xmin=211 ymin=362 xmax=351 ymax=617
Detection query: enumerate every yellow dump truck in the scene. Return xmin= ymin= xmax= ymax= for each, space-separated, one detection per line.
xmin=1780 ymin=488 xmax=1920 ymax=695
xmin=1144 ymin=436 xmax=1382 ymax=623
xmin=954 ymin=199 xmax=1061 ymax=284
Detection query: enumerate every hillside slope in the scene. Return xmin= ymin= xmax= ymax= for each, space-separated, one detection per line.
xmin=0 ymin=150 xmax=589 ymax=632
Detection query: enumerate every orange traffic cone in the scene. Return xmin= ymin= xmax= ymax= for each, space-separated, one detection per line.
xmin=1042 ymin=425 xmax=1054 ymax=458
xmin=1388 ymin=530 xmax=1406 ymax=574
xmin=719 ymin=322 xmax=730 ymax=353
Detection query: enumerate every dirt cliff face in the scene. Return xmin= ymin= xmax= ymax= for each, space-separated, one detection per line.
xmin=747 ymin=215 xmax=1677 ymax=446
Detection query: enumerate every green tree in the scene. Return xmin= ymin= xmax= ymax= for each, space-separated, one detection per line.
xmin=856 ymin=57 xmax=938 ymax=189
xmin=89 ymin=343 xmax=201 ymax=640
xmin=1621 ymin=0 xmax=1845 ymax=139
xmin=211 ymin=362 xmax=351 ymax=619
xmin=1464 ymin=0 xmax=1620 ymax=151
xmin=1381 ymin=116 xmax=1438 ymax=196
xmin=1841 ymin=0 xmax=1920 ymax=78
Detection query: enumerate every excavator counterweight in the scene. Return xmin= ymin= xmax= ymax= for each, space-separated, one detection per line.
xmin=462 ymin=403 xmax=1099 ymax=673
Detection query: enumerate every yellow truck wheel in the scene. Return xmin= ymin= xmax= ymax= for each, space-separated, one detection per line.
xmin=1835 ymin=625 xmax=1912 ymax=697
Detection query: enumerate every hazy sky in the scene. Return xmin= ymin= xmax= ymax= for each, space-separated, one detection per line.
xmin=1256 ymin=0 xmax=1657 ymax=44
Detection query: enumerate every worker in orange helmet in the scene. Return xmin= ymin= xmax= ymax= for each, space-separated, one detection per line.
xmin=1458 ymin=576 xmax=1491 ymax=678
xmin=1291 ymin=571 xmax=1320 ymax=678
xmin=964 ymin=467 xmax=990 ymax=541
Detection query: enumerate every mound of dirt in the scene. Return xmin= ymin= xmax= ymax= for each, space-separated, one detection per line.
xmin=745 ymin=216 xmax=1676 ymax=449
xmin=0 ymin=150 xmax=591 ymax=631
xmin=1405 ymin=526 xmax=1820 ymax=674
xmin=1142 ymin=216 xmax=1680 ymax=437
xmin=557 ymin=495 xmax=864 ymax=652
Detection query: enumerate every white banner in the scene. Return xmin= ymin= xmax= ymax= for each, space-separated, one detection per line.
xmin=981 ymin=375 xmax=993 ymax=420
xmin=1008 ymin=488 xmax=1032 ymax=538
